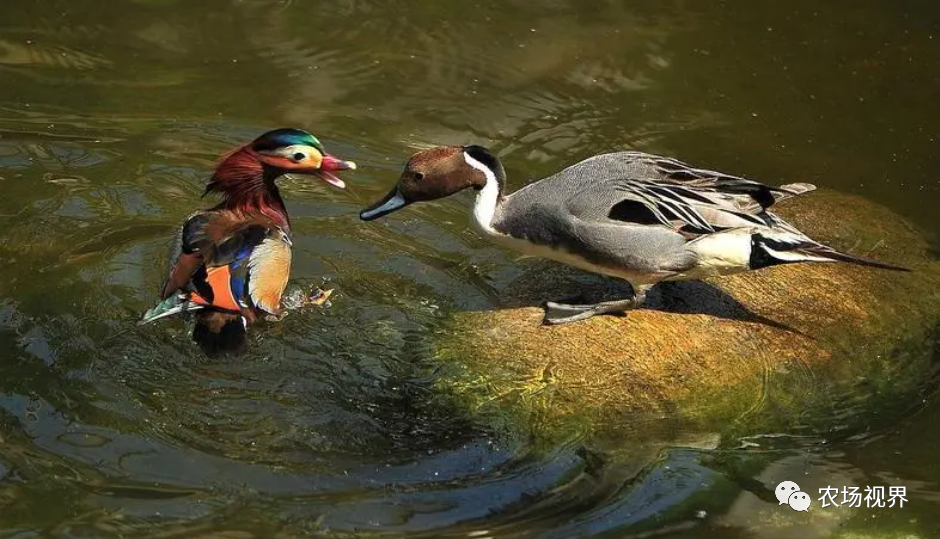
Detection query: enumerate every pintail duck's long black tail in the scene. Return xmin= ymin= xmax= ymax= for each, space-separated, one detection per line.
xmin=750 ymin=231 xmax=911 ymax=272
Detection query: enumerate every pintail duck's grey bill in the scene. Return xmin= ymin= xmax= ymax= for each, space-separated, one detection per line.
xmin=360 ymin=188 xmax=409 ymax=221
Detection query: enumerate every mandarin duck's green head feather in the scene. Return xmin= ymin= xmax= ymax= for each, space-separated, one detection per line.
xmin=251 ymin=128 xmax=325 ymax=154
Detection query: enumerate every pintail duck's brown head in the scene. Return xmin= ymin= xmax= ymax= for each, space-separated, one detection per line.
xmin=359 ymin=145 xmax=505 ymax=221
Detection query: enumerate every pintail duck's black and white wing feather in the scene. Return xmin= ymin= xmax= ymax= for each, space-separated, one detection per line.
xmin=552 ymin=151 xmax=816 ymax=236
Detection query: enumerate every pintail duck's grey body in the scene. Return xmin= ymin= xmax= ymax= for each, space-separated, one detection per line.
xmin=361 ymin=146 xmax=909 ymax=324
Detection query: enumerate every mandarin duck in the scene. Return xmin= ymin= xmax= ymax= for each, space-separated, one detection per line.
xmin=360 ymin=146 xmax=908 ymax=325
xmin=141 ymin=128 xmax=356 ymax=353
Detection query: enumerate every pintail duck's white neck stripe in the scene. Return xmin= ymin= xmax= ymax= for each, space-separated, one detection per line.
xmin=463 ymin=151 xmax=501 ymax=235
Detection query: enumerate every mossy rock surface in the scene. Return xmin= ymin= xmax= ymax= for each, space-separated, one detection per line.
xmin=432 ymin=190 xmax=940 ymax=440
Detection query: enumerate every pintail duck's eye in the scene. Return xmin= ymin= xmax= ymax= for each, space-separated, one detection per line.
xmin=413 ymin=171 xmax=425 ymax=181
xmin=293 ymin=152 xmax=306 ymax=161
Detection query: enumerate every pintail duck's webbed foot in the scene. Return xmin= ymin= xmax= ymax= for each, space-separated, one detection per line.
xmin=542 ymin=287 xmax=649 ymax=325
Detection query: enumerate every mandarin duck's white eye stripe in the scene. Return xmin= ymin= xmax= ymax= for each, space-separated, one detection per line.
xmin=259 ymin=144 xmax=321 ymax=161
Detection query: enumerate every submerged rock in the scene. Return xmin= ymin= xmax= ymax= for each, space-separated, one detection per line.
xmin=432 ymin=190 xmax=940 ymax=440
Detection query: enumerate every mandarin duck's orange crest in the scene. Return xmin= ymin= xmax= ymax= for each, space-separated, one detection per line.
xmin=140 ymin=128 xmax=356 ymax=356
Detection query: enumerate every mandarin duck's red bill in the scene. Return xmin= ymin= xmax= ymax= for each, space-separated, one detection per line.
xmin=318 ymin=155 xmax=357 ymax=189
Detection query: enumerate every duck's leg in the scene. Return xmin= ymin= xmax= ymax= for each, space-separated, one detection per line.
xmin=265 ymin=285 xmax=334 ymax=322
xmin=543 ymin=284 xmax=650 ymax=325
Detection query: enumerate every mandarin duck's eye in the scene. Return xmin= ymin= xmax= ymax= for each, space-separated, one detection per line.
xmin=293 ymin=152 xmax=305 ymax=161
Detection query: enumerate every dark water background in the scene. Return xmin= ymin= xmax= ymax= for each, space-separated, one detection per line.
xmin=0 ymin=0 xmax=938 ymax=537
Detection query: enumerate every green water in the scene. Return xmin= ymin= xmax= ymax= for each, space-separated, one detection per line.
xmin=0 ymin=0 xmax=938 ymax=537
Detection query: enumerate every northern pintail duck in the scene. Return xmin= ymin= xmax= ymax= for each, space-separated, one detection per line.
xmin=141 ymin=128 xmax=356 ymax=353
xmin=360 ymin=146 xmax=908 ymax=325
